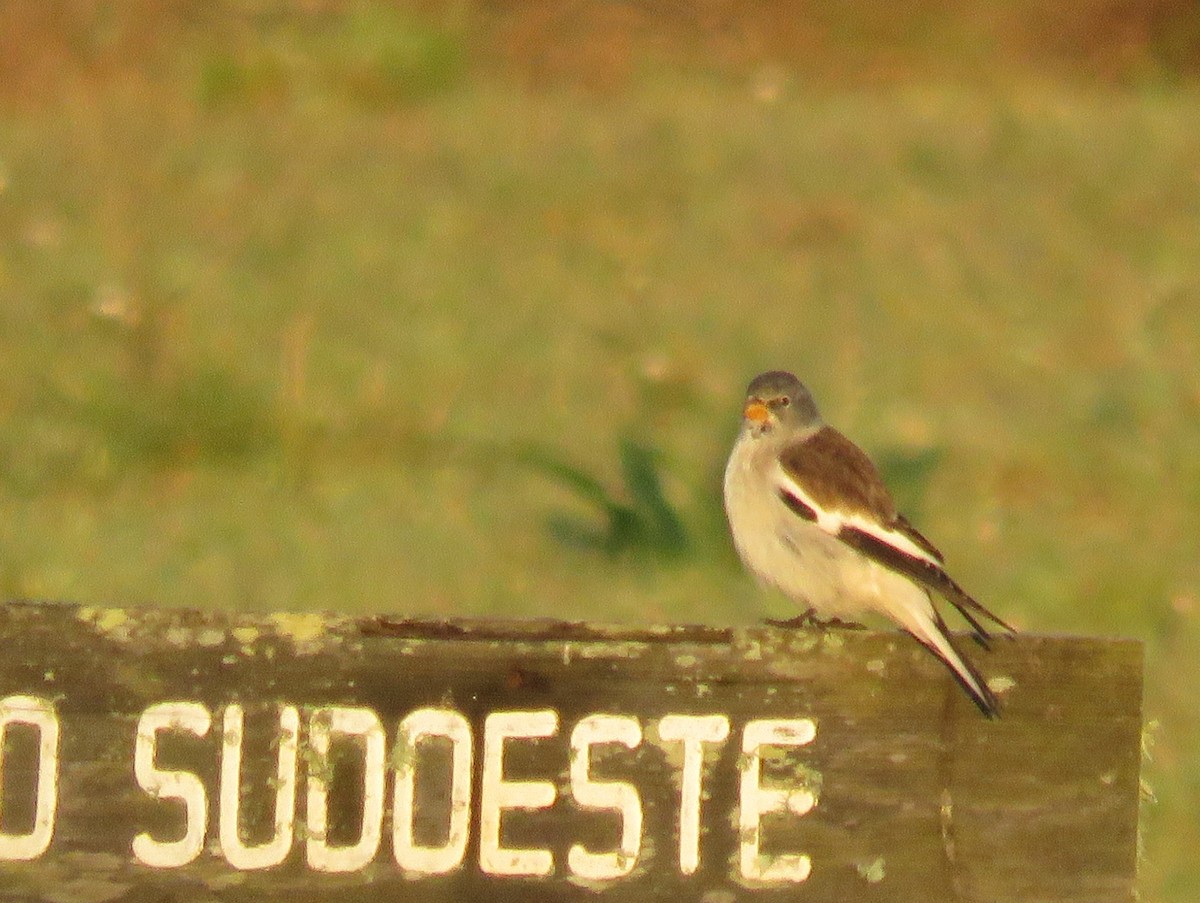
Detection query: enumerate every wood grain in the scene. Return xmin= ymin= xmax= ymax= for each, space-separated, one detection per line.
xmin=0 ymin=601 xmax=1142 ymax=902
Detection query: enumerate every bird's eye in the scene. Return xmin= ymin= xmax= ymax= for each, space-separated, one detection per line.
xmin=778 ymin=396 xmax=791 ymax=407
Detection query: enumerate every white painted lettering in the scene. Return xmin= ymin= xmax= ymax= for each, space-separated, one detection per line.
xmin=305 ymin=706 xmax=386 ymax=872
xmin=479 ymin=710 xmax=558 ymax=877
xmin=219 ymin=704 xmax=299 ymax=869
xmin=17 ymin=689 xmax=825 ymax=883
xmin=738 ymin=718 xmax=817 ymax=883
xmin=0 ymin=695 xmax=59 ymax=861
xmin=392 ymin=708 xmax=473 ymax=875
xmin=132 ymin=702 xmax=212 ymax=868
xmin=567 ymin=714 xmax=642 ymax=880
xmin=657 ymin=713 xmax=730 ymax=875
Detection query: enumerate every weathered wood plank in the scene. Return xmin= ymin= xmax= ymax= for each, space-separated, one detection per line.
xmin=0 ymin=601 xmax=1142 ymax=902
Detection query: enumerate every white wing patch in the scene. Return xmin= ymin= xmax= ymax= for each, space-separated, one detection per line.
xmin=771 ymin=462 xmax=942 ymax=568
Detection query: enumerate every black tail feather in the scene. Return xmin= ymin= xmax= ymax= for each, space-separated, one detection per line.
xmin=908 ymin=612 xmax=1001 ymax=719
xmin=940 ymin=572 xmax=1017 ymax=637
xmin=836 ymin=524 xmax=1016 ymax=639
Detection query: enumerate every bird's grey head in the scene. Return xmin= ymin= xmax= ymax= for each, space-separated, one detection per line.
xmin=741 ymin=370 xmax=821 ymax=437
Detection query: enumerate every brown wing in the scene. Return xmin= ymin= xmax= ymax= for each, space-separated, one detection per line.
xmin=837 ymin=525 xmax=1016 ymax=641
xmin=780 ymin=428 xmax=1014 ymax=642
xmin=781 ymin=428 xmax=947 ymax=563
xmin=895 ymin=513 xmax=945 ymax=564
xmin=778 ymin=426 xmax=898 ymax=524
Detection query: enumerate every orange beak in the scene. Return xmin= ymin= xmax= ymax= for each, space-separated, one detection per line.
xmin=743 ymin=401 xmax=770 ymax=424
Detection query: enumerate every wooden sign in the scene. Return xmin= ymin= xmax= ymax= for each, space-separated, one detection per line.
xmin=0 ymin=600 xmax=1141 ymax=901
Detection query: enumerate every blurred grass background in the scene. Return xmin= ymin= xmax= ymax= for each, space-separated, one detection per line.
xmin=1 ymin=1 xmax=1198 ymax=898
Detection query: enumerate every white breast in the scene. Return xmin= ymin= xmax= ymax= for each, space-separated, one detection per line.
xmin=722 ymin=430 xmax=920 ymax=620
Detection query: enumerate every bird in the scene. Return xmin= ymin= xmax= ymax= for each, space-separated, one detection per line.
xmin=723 ymin=370 xmax=1014 ymax=717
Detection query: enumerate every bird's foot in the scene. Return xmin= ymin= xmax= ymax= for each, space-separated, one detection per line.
xmin=763 ymin=613 xmax=816 ymax=629
xmin=764 ymin=611 xmax=867 ymax=630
